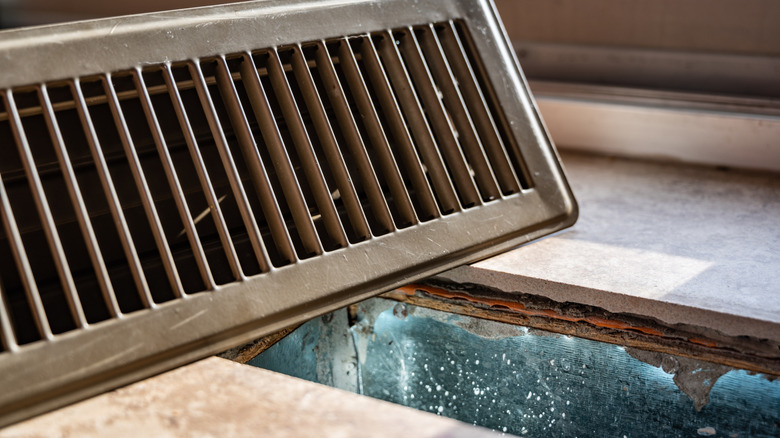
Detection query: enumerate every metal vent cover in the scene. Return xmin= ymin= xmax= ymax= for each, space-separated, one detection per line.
xmin=0 ymin=0 xmax=576 ymax=426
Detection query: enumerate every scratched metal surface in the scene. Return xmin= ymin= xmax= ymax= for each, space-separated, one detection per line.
xmin=0 ymin=0 xmax=576 ymax=427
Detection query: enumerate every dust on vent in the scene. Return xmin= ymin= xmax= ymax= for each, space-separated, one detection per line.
xmin=0 ymin=0 xmax=576 ymax=427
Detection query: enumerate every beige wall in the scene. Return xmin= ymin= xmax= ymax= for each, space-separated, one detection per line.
xmin=494 ymin=0 xmax=780 ymax=56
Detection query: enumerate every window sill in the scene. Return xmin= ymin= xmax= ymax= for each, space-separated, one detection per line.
xmin=438 ymin=151 xmax=780 ymax=344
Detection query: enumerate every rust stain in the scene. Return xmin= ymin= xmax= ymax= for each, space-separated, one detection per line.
xmin=399 ymin=283 xmax=691 ymax=342
xmin=583 ymin=316 xmax=665 ymax=337
xmin=689 ymin=338 xmax=719 ymax=348
xmin=397 ymin=284 xmax=527 ymax=312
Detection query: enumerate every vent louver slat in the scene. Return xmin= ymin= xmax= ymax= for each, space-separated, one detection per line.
xmin=0 ymin=0 xmax=576 ymax=426
xmin=132 ymin=69 xmax=216 ymax=291
xmin=267 ymin=50 xmax=350 ymax=250
xmin=0 ymin=167 xmax=53 ymax=341
xmin=290 ymin=45 xmax=373 ymax=242
xmin=0 ymin=282 xmax=15 ymax=351
xmin=161 ymin=64 xmax=246 ymax=281
xmin=438 ymin=22 xmax=526 ymax=193
xmin=374 ymin=30 xmax=462 ymax=215
xmin=313 ymin=40 xmax=397 ymax=235
xmin=417 ymin=25 xmax=503 ymax=201
xmin=39 ymin=84 xmax=123 ymax=318
xmin=194 ymin=61 xmax=274 ymax=273
xmin=394 ymin=27 xmax=483 ymax=207
xmin=73 ymin=79 xmax=158 ymax=310
xmin=4 ymin=90 xmax=88 ymax=328
xmin=240 ymin=53 xmax=324 ymax=258
xmin=361 ymin=37 xmax=441 ymax=221
xmin=103 ymin=74 xmax=187 ymax=300
xmin=337 ymin=39 xmax=420 ymax=228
